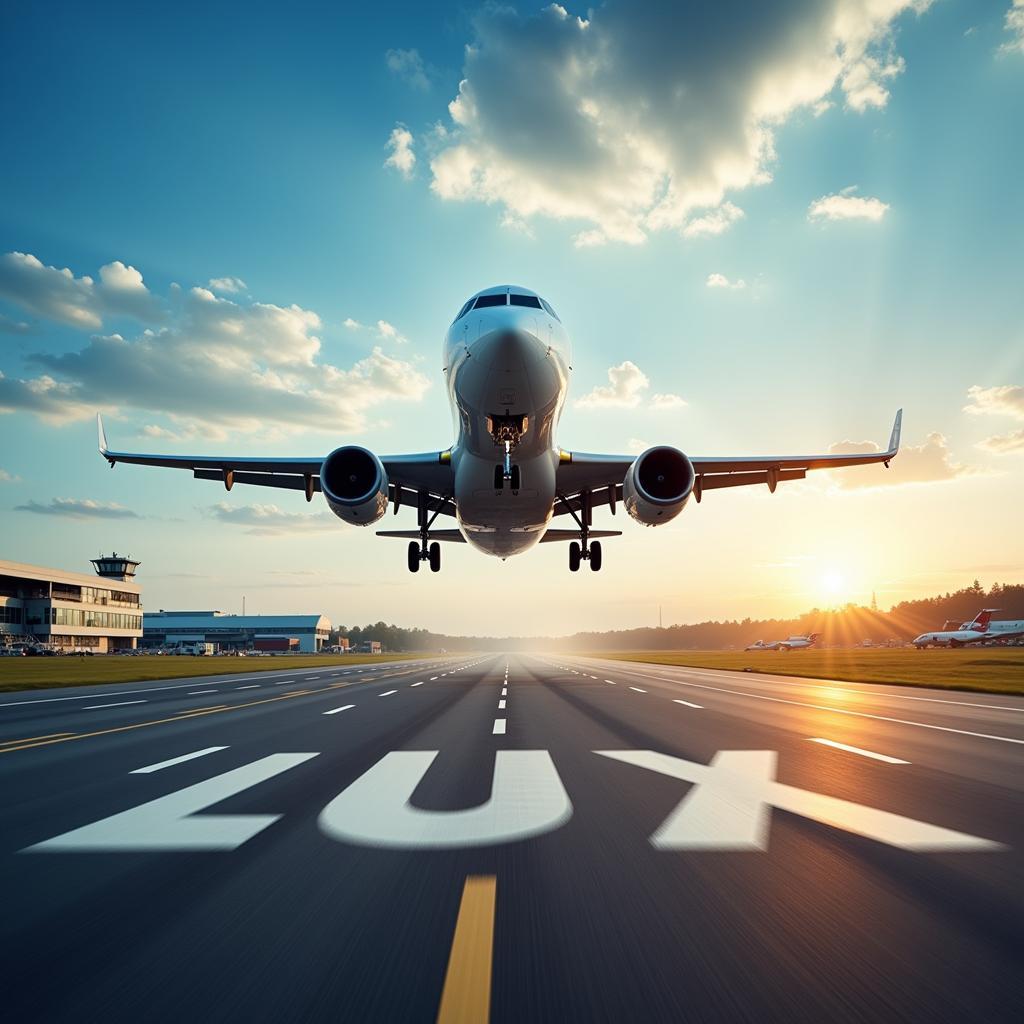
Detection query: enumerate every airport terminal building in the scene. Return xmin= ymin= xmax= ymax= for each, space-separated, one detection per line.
xmin=143 ymin=611 xmax=331 ymax=653
xmin=0 ymin=555 xmax=143 ymax=652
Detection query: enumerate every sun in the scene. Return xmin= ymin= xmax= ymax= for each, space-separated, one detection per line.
xmin=821 ymin=569 xmax=846 ymax=597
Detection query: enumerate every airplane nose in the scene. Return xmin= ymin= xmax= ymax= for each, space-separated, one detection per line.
xmin=475 ymin=326 xmax=545 ymax=371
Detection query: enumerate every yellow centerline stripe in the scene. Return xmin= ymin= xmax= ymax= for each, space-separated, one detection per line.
xmin=0 ymin=731 xmax=77 ymax=747
xmin=436 ymin=875 xmax=497 ymax=1024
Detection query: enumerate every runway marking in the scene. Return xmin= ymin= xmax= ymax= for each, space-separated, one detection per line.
xmin=84 ymin=700 xmax=146 ymax=709
xmin=498 ymin=699 xmax=506 ymax=710
xmin=236 ymin=685 xmax=260 ymax=690
xmin=808 ymin=738 xmax=909 ymax=764
xmin=493 ymin=719 xmax=506 ymax=735
xmin=188 ymin=690 xmax=217 ymax=695
xmin=28 ymin=753 xmax=318 ymax=852
xmin=0 ymin=731 xmax=75 ymax=747
xmin=437 ymin=876 xmax=496 ymax=1024
xmin=605 ymin=680 xmax=617 ymax=685
xmin=629 ymin=687 xmax=647 ymax=693
xmin=430 ymin=676 xmax=439 ymax=681
xmin=589 ymin=675 xmax=598 ymax=679
xmin=672 ymin=699 xmax=703 ymax=709
xmin=501 ymin=687 xmax=507 ymax=696
xmin=379 ymin=690 xmax=397 ymax=697
xmin=274 ymin=679 xmax=295 ymax=685
xmin=323 ymin=705 xmax=356 ymax=716
xmin=617 ymin=676 xmax=1024 ymax=746
xmin=307 ymin=676 xmax=320 ymax=680
xmin=131 ymin=747 xmax=228 ymax=774
xmin=411 ymin=681 xmax=424 ymax=687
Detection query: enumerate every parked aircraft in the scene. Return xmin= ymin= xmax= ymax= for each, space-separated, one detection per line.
xmin=97 ymin=285 xmax=902 ymax=574
xmin=912 ymin=610 xmax=1024 ymax=648
xmin=746 ymin=633 xmax=821 ymax=651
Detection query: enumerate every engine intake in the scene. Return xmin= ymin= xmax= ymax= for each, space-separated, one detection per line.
xmin=623 ymin=446 xmax=695 ymax=526
xmin=320 ymin=446 xmax=389 ymax=526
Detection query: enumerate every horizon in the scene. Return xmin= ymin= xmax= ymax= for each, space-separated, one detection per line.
xmin=2 ymin=1 xmax=1023 ymax=634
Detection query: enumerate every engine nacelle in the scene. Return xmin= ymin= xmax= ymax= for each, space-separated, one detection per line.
xmin=623 ymin=446 xmax=695 ymax=527
xmin=320 ymin=446 xmax=389 ymax=526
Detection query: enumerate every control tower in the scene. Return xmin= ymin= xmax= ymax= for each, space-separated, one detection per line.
xmin=90 ymin=552 xmax=141 ymax=583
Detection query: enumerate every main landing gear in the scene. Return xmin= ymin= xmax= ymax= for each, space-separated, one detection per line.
xmin=407 ymin=491 xmax=447 ymax=573
xmin=562 ymin=489 xmax=602 ymax=573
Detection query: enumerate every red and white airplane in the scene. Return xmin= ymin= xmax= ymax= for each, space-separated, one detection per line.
xmin=912 ymin=610 xmax=1024 ymax=648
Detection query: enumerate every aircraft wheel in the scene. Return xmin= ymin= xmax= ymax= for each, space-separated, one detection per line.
xmin=569 ymin=541 xmax=581 ymax=572
xmin=589 ymin=540 xmax=602 ymax=572
xmin=493 ymin=465 xmax=504 ymax=490
xmin=407 ymin=541 xmax=420 ymax=573
xmin=510 ymin=465 xmax=521 ymax=491
xmin=429 ymin=541 xmax=441 ymax=573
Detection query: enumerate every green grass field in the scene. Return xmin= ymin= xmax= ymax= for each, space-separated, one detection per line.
xmin=593 ymin=648 xmax=1024 ymax=694
xmin=0 ymin=652 xmax=429 ymax=692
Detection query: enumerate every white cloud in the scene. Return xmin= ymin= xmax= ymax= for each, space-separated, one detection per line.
xmin=706 ymin=272 xmax=747 ymax=290
xmin=999 ymin=1 xmax=1024 ymax=55
xmin=343 ymin=317 xmax=363 ymax=330
xmin=205 ymin=502 xmax=335 ymax=535
xmin=963 ymin=383 xmax=1024 ymax=420
xmin=386 ymin=48 xmax=432 ymax=90
xmin=0 ymin=251 xmax=163 ymax=328
xmin=576 ymin=360 xmax=685 ymax=411
xmin=977 ymin=429 xmax=1024 ymax=455
xmin=0 ymin=254 xmax=430 ymax=435
xmin=14 ymin=497 xmax=140 ymax=519
xmin=208 ymin=276 xmax=247 ymax=294
xmin=385 ymin=124 xmax=416 ymax=179
xmin=0 ymin=312 xmax=32 ymax=334
xmin=342 ymin=317 xmax=409 ymax=343
xmin=828 ymin=432 xmax=969 ymax=488
xmin=627 ymin=438 xmax=652 ymax=454
xmin=808 ymin=190 xmax=889 ymax=221
xmin=0 ymin=468 xmax=17 ymax=482
xmin=423 ymin=1 xmax=930 ymax=244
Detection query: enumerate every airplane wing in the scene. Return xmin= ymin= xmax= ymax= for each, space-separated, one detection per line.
xmin=554 ymin=409 xmax=901 ymax=515
xmin=97 ymin=414 xmax=456 ymax=517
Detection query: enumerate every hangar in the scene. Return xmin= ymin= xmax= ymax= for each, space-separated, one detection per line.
xmin=144 ymin=610 xmax=331 ymax=653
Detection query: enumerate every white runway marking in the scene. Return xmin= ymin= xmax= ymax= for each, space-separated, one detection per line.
xmin=672 ymin=699 xmax=703 ymax=709
xmin=808 ymin=738 xmax=909 ymax=764
xmin=84 ymin=700 xmax=146 ymax=709
xmin=493 ymin=719 xmax=507 ymax=735
xmin=589 ymin=675 xmax=598 ymax=679
xmin=307 ymin=676 xmax=320 ymax=681
xmin=629 ymin=687 xmax=647 ymax=693
xmin=501 ymin=687 xmax=507 ymax=696
xmin=379 ymin=690 xmax=397 ymax=697
xmin=430 ymin=676 xmax=438 ymax=681
xmin=605 ymin=680 xmax=617 ymax=685
xmin=323 ymin=705 xmax=356 ymax=715
xmin=131 ymin=747 xmax=228 ymax=774
xmin=236 ymin=685 xmax=260 ymax=690
xmin=275 ymin=679 xmax=295 ymax=685
xmin=498 ymin=699 xmax=506 ymax=709
xmin=188 ymin=690 xmax=217 ymax=695
xmin=411 ymin=681 xmax=424 ymax=687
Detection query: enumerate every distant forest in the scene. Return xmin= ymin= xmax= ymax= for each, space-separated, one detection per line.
xmin=334 ymin=580 xmax=1024 ymax=652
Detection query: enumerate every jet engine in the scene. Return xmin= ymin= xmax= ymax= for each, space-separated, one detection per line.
xmin=320 ymin=446 xmax=389 ymax=526
xmin=623 ymin=446 xmax=695 ymax=526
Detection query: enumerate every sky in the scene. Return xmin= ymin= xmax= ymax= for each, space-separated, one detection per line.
xmin=1 ymin=0 xmax=1022 ymax=637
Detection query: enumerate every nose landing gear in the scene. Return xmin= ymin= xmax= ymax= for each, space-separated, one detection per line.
xmin=493 ymin=442 xmax=521 ymax=492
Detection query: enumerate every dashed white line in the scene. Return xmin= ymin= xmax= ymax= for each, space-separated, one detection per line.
xmin=411 ymin=681 xmax=424 ymax=687
xmin=498 ymin=699 xmax=506 ymax=710
xmin=808 ymin=738 xmax=909 ymax=764
xmin=188 ymin=689 xmax=217 ymax=695
xmin=493 ymin=719 xmax=506 ymax=735
xmin=672 ymin=698 xmax=703 ymax=709
xmin=629 ymin=687 xmax=647 ymax=693
xmin=275 ymin=679 xmax=295 ymax=685
xmin=605 ymin=680 xmax=617 ymax=685
xmin=501 ymin=687 xmax=507 ymax=696
xmin=131 ymin=747 xmax=227 ymax=774
xmin=379 ymin=690 xmax=397 ymax=697
xmin=84 ymin=700 xmax=146 ymax=709
xmin=430 ymin=676 xmax=438 ymax=681
xmin=236 ymin=685 xmax=260 ymax=691
xmin=323 ymin=704 xmax=356 ymax=716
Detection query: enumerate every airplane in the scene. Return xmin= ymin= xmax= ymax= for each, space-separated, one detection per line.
xmin=96 ymin=284 xmax=903 ymax=574
xmin=912 ymin=610 xmax=1024 ymax=648
xmin=745 ymin=633 xmax=821 ymax=651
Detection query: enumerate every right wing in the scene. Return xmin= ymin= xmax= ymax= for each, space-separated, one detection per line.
xmin=97 ymin=415 xmax=456 ymax=515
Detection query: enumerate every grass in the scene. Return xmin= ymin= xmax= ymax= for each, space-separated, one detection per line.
xmin=590 ymin=648 xmax=1024 ymax=695
xmin=0 ymin=652 xmax=429 ymax=692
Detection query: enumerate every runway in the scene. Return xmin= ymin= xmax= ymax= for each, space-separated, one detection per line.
xmin=1 ymin=653 xmax=1021 ymax=1022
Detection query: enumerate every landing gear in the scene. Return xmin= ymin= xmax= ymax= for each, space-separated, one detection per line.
xmin=589 ymin=540 xmax=602 ymax=572
xmin=406 ymin=491 xmax=451 ymax=573
xmin=569 ymin=541 xmax=582 ymax=572
xmin=561 ymin=489 xmax=604 ymax=572
xmin=493 ymin=441 xmax=521 ymax=492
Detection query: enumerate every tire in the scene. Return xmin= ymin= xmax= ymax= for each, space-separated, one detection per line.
xmin=407 ymin=541 xmax=420 ymax=573
xmin=493 ymin=465 xmax=504 ymax=489
xmin=569 ymin=541 xmax=581 ymax=572
xmin=510 ymin=465 xmax=521 ymax=491
xmin=589 ymin=540 xmax=602 ymax=572
xmin=429 ymin=541 xmax=441 ymax=573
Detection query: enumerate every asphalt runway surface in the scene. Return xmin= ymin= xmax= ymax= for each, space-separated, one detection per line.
xmin=1 ymin=653 xmax=1022 ymax=1023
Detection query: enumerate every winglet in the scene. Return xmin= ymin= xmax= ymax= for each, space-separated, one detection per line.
xmin=887 ymin=408 xmax=902 ymax=455
xmin=97 ymin=413 xmax=109 ymax=456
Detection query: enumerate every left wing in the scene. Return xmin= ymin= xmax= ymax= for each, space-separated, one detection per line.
xmin=97 ymin=414 xmax=456 ymax=515
xmin=555 ymin=409 xmax=902 ymax=514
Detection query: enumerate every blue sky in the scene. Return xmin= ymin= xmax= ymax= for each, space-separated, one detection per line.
xmin=1 ymin=0 xmax=1022 ymax=635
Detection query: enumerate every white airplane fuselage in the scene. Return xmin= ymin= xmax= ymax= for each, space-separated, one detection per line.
xmin=444 ymin=288 xmax=572 ymax=557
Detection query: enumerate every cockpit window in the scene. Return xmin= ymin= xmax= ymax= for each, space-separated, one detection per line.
xmin=509 ymin=294 xmax=542 ymax=309
xmin=473 ymin=293 xmax=508 ymax=309
xmin=452 ymin=299 xmax=473 ymax=324
xmin=539 ymin=298 xmax=560 ymax=321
